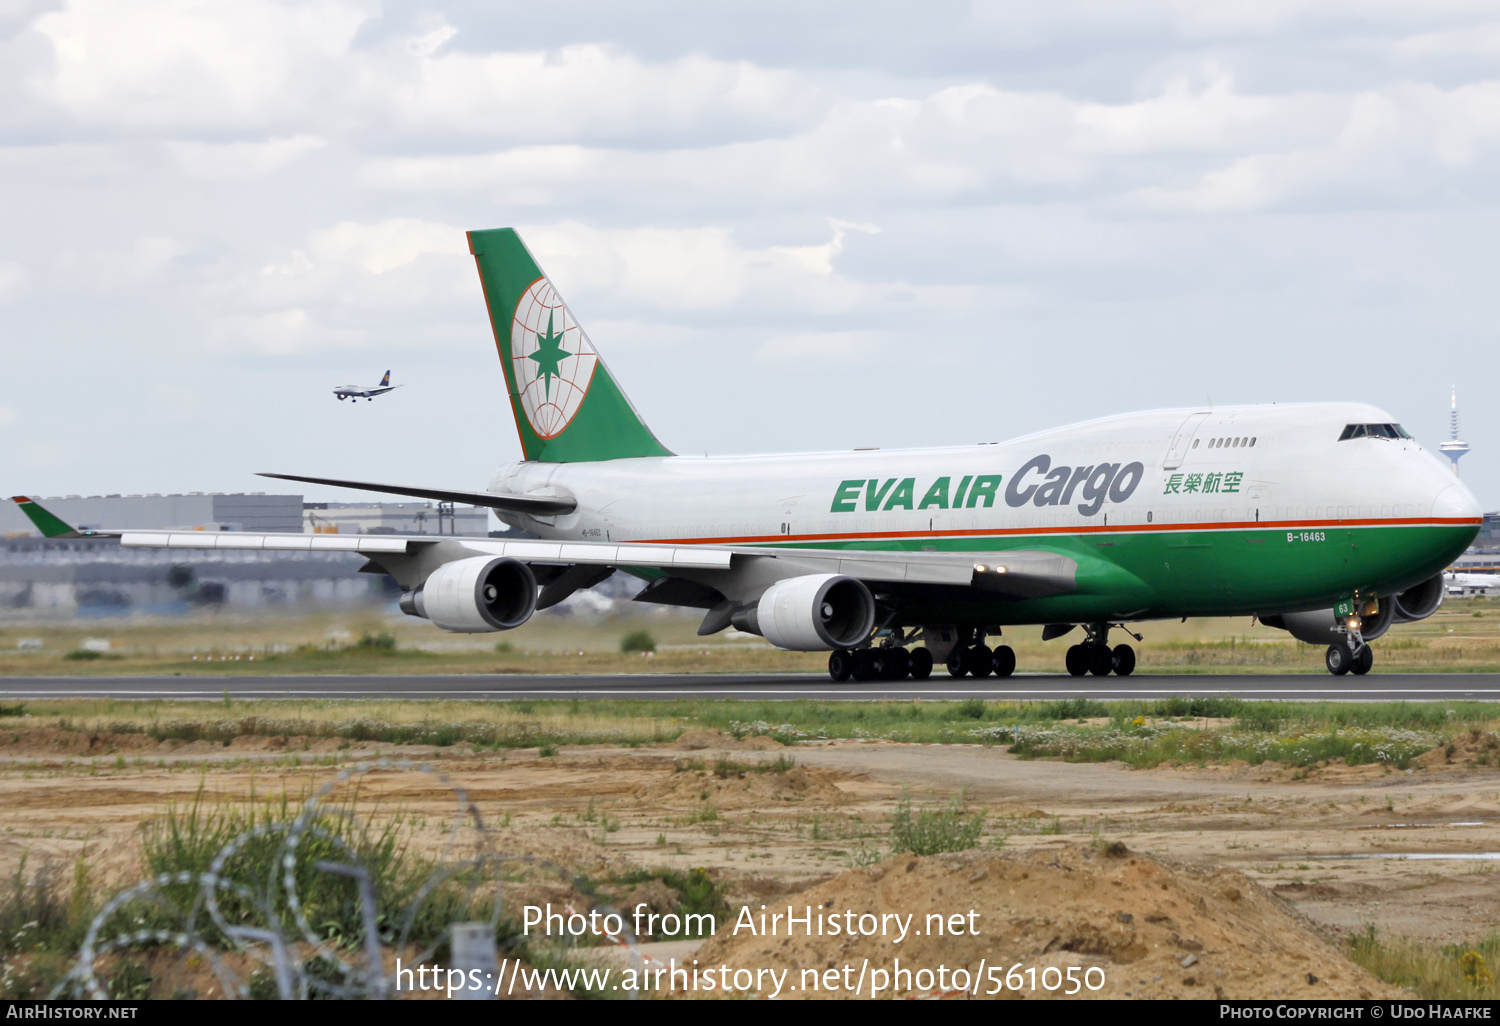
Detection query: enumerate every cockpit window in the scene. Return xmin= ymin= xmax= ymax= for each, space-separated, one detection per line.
xmin=1339 ymin=423 xmax=1411 ymax=441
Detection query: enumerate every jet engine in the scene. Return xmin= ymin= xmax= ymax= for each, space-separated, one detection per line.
xmin=400 ymin=556 xmax=537 ymax=633
xmin=1391 ymin=573 xmax=1444 ymax=623
xmin=732 ymin=574 xmax=876 ymax=651
xmin=1262 ymin=596 xmax=1398 ymax=644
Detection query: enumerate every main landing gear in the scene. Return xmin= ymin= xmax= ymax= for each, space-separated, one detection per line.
xmin=946 ymin=633 xmax=1016 ymax=679
xmin=1064 ymin=622 xmax=1139 ymax=677
xmin=828 ymin=643 xmax=935 ymax=682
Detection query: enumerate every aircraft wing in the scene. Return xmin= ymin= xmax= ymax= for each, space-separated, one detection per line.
xmin=256 ymin=473 xmax=577 ymax=516
xmin=12 ymin=494 xmax=1076 ymax=612
xmin=716 ymin=545 xmax=1077 ymax=598
xmin=12 ymin=493 xmax=1071 ymax=595
xmin=107 ymin=529 xmax=737 ymax=570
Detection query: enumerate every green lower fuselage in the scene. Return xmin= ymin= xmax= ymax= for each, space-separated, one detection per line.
xmin=750 ymin=521 xmax=1476 ymax=625
xmin=496 ymin=400 xmax=1483 ymax=628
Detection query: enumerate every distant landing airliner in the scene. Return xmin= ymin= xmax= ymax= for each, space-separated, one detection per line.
xmin=14 ymin=228 xmax=1482 ymax=680
xmin=334 ymin=371 xmax=400 ymax=401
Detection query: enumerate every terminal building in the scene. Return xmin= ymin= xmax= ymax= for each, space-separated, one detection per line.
xmin=0 ymin=492 xmax=506 ymax=617
xmin=303 ymin=501 xmax=489 ymax=536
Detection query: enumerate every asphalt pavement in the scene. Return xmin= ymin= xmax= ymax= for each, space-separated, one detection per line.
xmin=2 ymin=672 xmax=1499 ymax=701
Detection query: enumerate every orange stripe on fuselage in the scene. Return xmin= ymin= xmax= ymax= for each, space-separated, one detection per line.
xmin=627 ymin=517 xmax=1482 ymax=548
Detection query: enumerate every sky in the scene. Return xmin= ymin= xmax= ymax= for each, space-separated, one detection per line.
xmin=2 ymin=0 xmax=1498 ymax=508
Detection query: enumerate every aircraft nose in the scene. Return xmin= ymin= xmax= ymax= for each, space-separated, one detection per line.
xmin=1432 ymin=481 xmax=1482 ymax=521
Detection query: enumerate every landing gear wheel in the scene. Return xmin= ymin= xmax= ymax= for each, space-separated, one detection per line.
xmin=969 ymin=644 xmax=994 ymax=679
xmin=1325 ymin=643 xmax=1353 ymax=676
xmin=947 ymin=647 xmax=970 ymax=678
xmin=1112 ymin=644 xmax=1136 ymax=677
xmin=991 ymin=645 xmax=1016 ymax=678
xmin=1088 ymin=644 xmax=1114 ymax=676
xmin=880 ymin=648 xmax=911 ymax=680
xmin=1352 ymin=644 xmax=1374 ymax=676
xmin=828 ymin=649 xmax=852 ymax=682
xmin=909 ymin=647 xmax=934 ymax=680
xmin=1065 ymin=644 xmax=1089 ymax=677
xmin=852 ymin=649 xmax=878 ymax=682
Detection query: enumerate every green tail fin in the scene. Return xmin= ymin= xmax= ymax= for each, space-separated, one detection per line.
xmin=468 ymin=228 xmax=673 ymax=463
xmin=10 ymin=496 xmax=81 ymax=538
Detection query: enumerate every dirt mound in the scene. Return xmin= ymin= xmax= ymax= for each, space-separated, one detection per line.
xmin=1413 ymin=730 xmax=1500 ymax=770
xmin=636 ymin=764 xmax=850 ymax=809
xmin=1272 ymin=881 xmax=1379 ymax=902
xmin=672 ymin=730 xmax=784 ymax=752
xmin=691 ymin=844 xmax=1404 ymax=1000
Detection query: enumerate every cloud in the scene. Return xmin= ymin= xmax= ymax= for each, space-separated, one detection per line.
xmin=772 ymin=219 xmax=880 ymax=275
xmin=0 ymin=404 xmax=17 ymax=427
xmin=30 ymin=0 xmax=370 ymax=133
xmin=519 ymin=220 xmax=965 ymax=319
xmin=355 ymin=70 xmax=1375 ymax=212
xmin=755 ymin=329 xmax=887 ymax=364
xmin=165 ymin=134 xmax=327 ymax=180
xmin=26 ymin=4 xmax=825 ymax=144
xmin=208 ymin=307 xmax=362 ymax=355
xmin=1131 ymin=81 xmax=1500 ymax=212
xmin=304 ymin=218 xmax=467 ymax=274
xmin=0 ymin=260 xmax=26 ymax=300
xmin=57 ymin=237 xmax=183 ymax=288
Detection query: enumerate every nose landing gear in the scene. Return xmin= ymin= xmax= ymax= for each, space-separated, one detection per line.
xmin=1326 ymin=635 xmax=1374 ymax=676
xmin=1064 ymin=622 xmax=1142 ymax=677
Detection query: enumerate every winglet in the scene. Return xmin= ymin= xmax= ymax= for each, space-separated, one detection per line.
xmin=10 ymin=496 xmax=83 ymax=538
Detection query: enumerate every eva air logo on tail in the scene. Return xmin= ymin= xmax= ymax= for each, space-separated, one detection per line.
xmin=510 ymin=277 xmax=599 ymax=439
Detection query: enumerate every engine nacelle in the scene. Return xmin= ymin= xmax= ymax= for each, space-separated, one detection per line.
xmin=404 ymin=556 xmax=537 ymax=633
xmin=734 ymin=574 xmax=876 ymax=651
xmin=1392 ymin=573 xmax=1444 ymax=623
xmin=1262 ymin=599 xmax=1395 ymax=644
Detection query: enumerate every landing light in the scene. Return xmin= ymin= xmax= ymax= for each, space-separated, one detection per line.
xmin=995 ymin=566 xmax=1007 ymax=574
xmin=974 ymin=564 xmax=987 ymax=573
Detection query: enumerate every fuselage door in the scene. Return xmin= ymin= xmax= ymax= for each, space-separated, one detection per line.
xmin=1163 ymin=412 xmax=1210 ymax=470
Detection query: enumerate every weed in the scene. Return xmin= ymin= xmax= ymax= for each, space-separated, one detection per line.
xmin=1349 ymin=925 xmax=1500 ymax=998
xmin=888 ymin=794 xmax=985 ymax=856
xmin=619 ymin=630 xmax=656 ymax=653
xmin=1041 ymin=698 xmax=1110 ymax=720
xmin=355 ymin=632 xmax=397 ymax=652
xmin=954 ymin=698 xmax=987 ymax=720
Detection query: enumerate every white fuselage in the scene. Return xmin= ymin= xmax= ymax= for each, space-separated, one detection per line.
xmin=487 ymin=402 xmax=1477 ymax=548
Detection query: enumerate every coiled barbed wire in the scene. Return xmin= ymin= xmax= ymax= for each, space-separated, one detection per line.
xmin=52 ymin=757 xmax=652 ymax=1000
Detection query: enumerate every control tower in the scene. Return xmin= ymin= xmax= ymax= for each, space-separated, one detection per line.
xmin=1438 ymin=387 xmax=1471 ymax=475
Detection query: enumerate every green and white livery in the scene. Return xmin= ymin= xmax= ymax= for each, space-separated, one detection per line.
xmin=19 ymin=227 xmax=1482 ymax=680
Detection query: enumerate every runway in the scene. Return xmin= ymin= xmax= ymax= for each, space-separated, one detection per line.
xmin=3 ymin=672 xmax=1500 ymax=702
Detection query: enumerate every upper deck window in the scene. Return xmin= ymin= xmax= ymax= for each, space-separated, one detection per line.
xmin=1339 ymin=423 xmax=1411 ymax=441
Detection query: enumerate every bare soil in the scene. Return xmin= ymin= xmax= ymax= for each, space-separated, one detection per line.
xmin=3 ymin=726 xmax=1498 ymax=998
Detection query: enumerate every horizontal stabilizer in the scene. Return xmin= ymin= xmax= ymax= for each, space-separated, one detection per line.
xmin=256 ymin=473 xmax=577 ymax=516
xmin=9 ymin=496 xmax=83 ymax=538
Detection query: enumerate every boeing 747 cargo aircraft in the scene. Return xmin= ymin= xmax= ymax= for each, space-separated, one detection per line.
xmin=15 ymin=229 xmax=1482 ymax=680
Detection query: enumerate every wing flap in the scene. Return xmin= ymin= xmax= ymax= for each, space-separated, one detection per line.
xmin=726 ymin=546 xmax=1077 ymax=597
xmin=121 ymin=532 xmax=411 ymax=555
